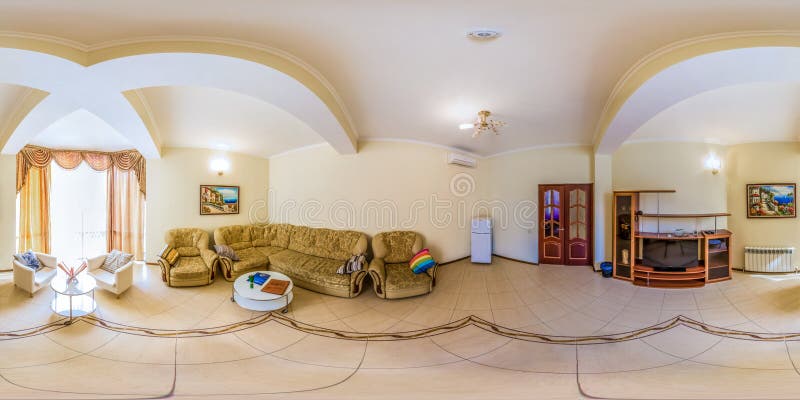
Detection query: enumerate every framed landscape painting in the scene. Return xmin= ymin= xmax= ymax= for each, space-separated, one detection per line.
xmin=200 ymin=185 xmax=240 ymax=215
xmin=747 ymin=183 xmax=796 ymax=218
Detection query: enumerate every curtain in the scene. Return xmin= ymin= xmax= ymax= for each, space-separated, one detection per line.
xmin=17 ymin=145 xmax=145 ymax=196
xmin=17 ymin=164 xmax=51 ymax=253
xmin=107 ymin=166 xmax=145 ymax=260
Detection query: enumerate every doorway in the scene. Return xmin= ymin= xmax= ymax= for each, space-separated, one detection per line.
xmin=538 ymin=184 xmax=593 ymax=265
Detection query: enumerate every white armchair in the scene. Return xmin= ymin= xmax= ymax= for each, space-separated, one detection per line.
xmin=87 ymin=253 xmax=134 ymax=298
xmin=13 ymin=252 xmax=58 ymax=297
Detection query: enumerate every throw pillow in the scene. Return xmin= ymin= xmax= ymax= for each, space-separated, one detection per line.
xmin=337 ymin=254 xmax=366 ymax=274
xmin=409 ymin=248 xmax=436 ymax=274
xmin=15 ymin=250 xmax=41 ymax=270
xmin=214 ymin=244 xmax=240 ymax=261
xmin=158 ymin=244 xmax=173 ymax=259
xmin=165 ymin=248 xmax=180 ymax=265
xmin=101 ymin=250 xmax=134 ymax=273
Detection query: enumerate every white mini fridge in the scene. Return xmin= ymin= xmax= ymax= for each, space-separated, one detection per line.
xmin=471 ymin=218 xmax=492 ymax=263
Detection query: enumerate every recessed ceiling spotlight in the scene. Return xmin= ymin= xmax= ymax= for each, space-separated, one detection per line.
xmin=467 ymin=29 xmax=501 ymax=40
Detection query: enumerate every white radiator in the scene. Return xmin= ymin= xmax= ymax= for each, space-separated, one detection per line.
xmin=744 ymin=247 xmax=796 ymax=273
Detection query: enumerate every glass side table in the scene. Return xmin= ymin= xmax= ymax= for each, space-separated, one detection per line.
xmin=50 ymin=273 xmax=97 ymax=324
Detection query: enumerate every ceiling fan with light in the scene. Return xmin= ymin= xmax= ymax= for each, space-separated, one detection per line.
xmin=459 ymin=110 xmax=505 ymax=138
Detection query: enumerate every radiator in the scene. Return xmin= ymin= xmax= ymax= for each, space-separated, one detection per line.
xmin=744 ymin=247 xmax=796 ymax=273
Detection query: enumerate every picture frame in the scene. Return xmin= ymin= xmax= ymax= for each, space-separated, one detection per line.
xmin=746 ymin=183 xmax=796 ymax=218
xmin=200 ymin=185 xmax=240 ymax=215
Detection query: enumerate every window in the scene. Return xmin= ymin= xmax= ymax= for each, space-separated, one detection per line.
xmin=50 ymin=162 xmax=108 ymax=262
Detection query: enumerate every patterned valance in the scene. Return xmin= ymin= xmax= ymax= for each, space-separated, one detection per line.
xmin=16 ymin=145 xmax=146 ymax=197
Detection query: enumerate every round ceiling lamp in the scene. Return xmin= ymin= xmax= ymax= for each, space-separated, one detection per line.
xmin=467 ymin=29 xmax=501 ymax=40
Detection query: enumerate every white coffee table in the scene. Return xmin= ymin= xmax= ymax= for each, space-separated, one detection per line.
xmin=231 ymin=271 xmax=293 ymax=312
xmin=50 ymin=273 xmax=97 ymax=323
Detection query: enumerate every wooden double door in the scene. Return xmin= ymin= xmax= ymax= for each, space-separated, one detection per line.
xmin=538 ymin=184 xmax=593 ymax=266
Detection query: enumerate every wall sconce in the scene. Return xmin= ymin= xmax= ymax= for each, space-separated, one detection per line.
xmin=705 ymin=153 xmax=721 ymax=175
xmin=210 ymin=157 xmax=230 ymax=176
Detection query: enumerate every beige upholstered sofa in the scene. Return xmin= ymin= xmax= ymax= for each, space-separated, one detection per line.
xmin=368 ymin=231 xmax=437 ymax=299
xmin=158 ymin=228 xmax=218 ymax=287
xmin=214 ymin=224 xmax=369 ymax=298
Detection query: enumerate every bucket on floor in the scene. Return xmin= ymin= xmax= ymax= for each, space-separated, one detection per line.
xmin=600 ymin=262 xmax=613 ymax=278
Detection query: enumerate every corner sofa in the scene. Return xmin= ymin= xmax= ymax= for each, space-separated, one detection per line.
xmin=214 ymin=224 xmax=368 ymax=298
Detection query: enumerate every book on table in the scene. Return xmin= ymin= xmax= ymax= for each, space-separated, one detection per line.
xmin=252 ymin=272 xmax=270 ymax=286
xmin=261 ymin=279 xmax=290 ymax=295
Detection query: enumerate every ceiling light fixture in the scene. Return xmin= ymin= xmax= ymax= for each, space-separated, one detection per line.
xmin=460 ymin=110 xmax=505 ymax=138
xmin=467 ymin=29 xmax=501 ymax=40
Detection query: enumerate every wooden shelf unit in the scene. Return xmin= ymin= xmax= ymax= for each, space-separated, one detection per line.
xmin=611 ymin=190 xmax=733 ymax=288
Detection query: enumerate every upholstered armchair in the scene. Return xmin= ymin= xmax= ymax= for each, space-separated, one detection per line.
xmin=158 ymin=228 xmax=218 ymax=287
xmin=12 ymin=252 xmax=58 ymax=297
xmin=368 ymin=231 xmax=437 ymax=299
xmin=87 ymin=253 xmax=134 ymax=298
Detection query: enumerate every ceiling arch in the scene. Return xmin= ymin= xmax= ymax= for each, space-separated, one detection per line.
xmin=595 ymin=31 xmax=800 ymax=154
xmin=0 ymin=34 xmax=357 ymax=158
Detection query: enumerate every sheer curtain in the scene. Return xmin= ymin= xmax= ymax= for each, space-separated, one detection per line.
xmin=107 ymin=166 xmax=145 ymax=260
xmin=17 ymin=165 xmax=50 ymax=253
xmin=50 ymin=162 xmax=107 ymax=261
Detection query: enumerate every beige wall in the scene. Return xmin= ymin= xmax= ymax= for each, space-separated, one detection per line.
xmin=612 ymin=142 xmax=728 ymax=234
xmin=145 ymin=147 xmax=269 ymax=263
xmin=485 ymin=146 xmax=594 ymax=263
xmin=0 ymin=155 xmax=16 ymax=270
xmin=726 ymin=142 xmax=800 ymax=269
xmin=268 ymin=141 xmax=487 ymax=262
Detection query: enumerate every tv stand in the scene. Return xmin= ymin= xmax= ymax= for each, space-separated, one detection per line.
xmin=612 ymin=190 xmax=733 ymax=288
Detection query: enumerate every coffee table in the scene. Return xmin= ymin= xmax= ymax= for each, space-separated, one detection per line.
xmin=231 ymin=271 xmax=293 ymax=312
xmin=50 ymin=273 xmax=97 ymax=323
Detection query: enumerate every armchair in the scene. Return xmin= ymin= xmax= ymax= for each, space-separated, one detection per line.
xmin=87 ymin=253 xmax=134 ymax=298
xmin=368 ymin=231 xmax=437 ymax=299
xmin=12 ymin=252 xmax=58 ymax=297
xmin=158 ymin=228 xmax=217 ymax=287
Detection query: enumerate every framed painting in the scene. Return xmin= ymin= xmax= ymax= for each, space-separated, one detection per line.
xmin=747 ymin=183 xmax=796 ymax=218
xmin=200 ymin=185 xmax=240 ymax=215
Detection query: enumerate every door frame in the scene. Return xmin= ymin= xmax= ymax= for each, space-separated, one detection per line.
xmin=538 ymin=183 xmax=594 ymax=266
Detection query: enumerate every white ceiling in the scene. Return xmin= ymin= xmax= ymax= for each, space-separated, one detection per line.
xmin=29 ymin=108 xmax=132 ymax=151
xmin=3 ymin=1 xmax=800 ymax=156
xmin=630 ymin=82 xmax=800 ymax=145
xmin=140 ymin=86 xmax=324 ymax=158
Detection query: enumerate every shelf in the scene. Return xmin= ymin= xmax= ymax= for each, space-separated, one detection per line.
xmin=636 ymin=232 xmax=703 ymax=240
xmin=634 ymin=279 xmax=705 ymax=288
xmin=634 ymin=272 xmax=706 ymax=281
xmin=635 ymin=265 xmax=705 ymax=273
xmin=703 ymin=229 xmax=732 ymax=237
xmin=708 ymin=247 xmax=729 ymax=254
xmin=639 ymin=212 xmax=731 ymax=218
xmin=614 ymin=189 xmax=676 ymax=194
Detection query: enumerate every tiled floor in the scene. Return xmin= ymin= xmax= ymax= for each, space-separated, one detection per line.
xmin=3 ymin=258 xmax=800 ymax=398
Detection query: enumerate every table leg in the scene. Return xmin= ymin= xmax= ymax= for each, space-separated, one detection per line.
xmin=68 ymin=294 xmax=73 ymax=324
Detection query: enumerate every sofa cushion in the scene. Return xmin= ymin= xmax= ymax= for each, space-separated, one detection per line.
xmin=269 ymin=250 xmax=350 ymax=289
xmin=231 ymin=247 xmax=268 ymax=273
xmin=254 ymin=245 xmax=285 ymax=259
xmin=251 ymin=224 xmax=292 ymax=248
xmin=101 ymin=250 xmax=133 ymax=273
xmin=169 ymin=228 xmax=206 ymax=248
xmin=288 ymin=226 xmax=363 ymax=261
xmin=215 ymin=225 xmax=251 ymax=247
xmin=15 ymin=250 xmax=41 ymax=270
xmin=375 ymin=231 xmax=420 ymax=263
xmin=177 ymin=247 xmax=200 ymax=257
xmin=385 ymin=263 xmax=432 ymax=291
xmin=169 ymin=256 xmax=208 ymax=280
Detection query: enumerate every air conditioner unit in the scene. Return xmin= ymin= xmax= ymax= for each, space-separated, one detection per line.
xmin=447 ymin=153 xmax=477 ymax=168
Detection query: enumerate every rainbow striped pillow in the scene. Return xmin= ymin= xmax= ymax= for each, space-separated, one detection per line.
xmin=409 ymin=248 xmax=436 ymax=274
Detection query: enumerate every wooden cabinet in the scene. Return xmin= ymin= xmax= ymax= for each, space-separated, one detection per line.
xmin=611 ymin=190 xmax=732 ymax=288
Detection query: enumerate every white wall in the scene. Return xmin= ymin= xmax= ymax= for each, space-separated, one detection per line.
xmin=0 ymin=155 xmax=16 ymax=270
xmin=726 ymin=142 xmax=800 ymax=269
xmin=145 ymin=147 xmax=269 ymax=263
xmin=268 ymin=141 xmax=487 ymax=262
xmin=485 ymin=146 xmax=594 ymax=263
xmin=612 ymin=142 xmax=728 ymax=234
